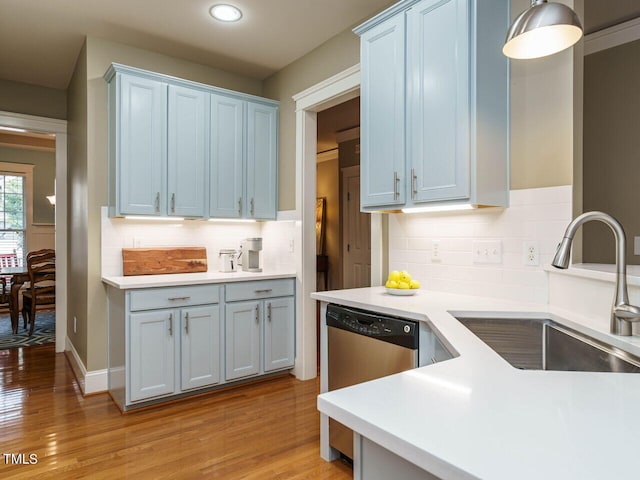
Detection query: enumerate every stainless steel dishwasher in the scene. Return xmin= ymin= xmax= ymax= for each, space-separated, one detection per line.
xmin=326 ymin=303 xmax=453 ymax=460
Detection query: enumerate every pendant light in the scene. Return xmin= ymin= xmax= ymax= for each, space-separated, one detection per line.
xmin=503 ymin=0 xmax=583 ymax=59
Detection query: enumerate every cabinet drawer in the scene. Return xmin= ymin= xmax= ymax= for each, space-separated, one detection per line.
xmin=225 ymin=279 xmax=294 ymax=302
xmin=130 ymin=284 xmax=220 ymax=311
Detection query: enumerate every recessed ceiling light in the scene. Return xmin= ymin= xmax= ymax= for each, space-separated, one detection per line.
xmin=209 ymin=4 xmax=243 ymax=22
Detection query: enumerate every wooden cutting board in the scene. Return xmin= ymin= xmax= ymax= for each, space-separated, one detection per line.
xmin=122 ymin=247 xmax=207 ymax=276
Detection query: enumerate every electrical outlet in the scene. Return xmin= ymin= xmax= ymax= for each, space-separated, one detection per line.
xmin=73 ymin=316 xmax=77 ymax=334
xmin=523 ymin=241 xmax=539 ymax=266
xmin=431 ymin=240 xmax=441 ymax=263
xmin=472 ymin=240 xmax=502 ymax=264
xmin=288 ymin=239 xmax=294 ymax=253
xmin=635 ymin=237 xmax=640 ymax=255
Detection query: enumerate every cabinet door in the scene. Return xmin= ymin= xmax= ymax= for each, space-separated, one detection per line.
xmin=129 ymin=310 xmax=175 ymax=402
xmin=246 ymin=102 xmax=278 ymax=220
xmin=119 ymin=74 xmax=166 ymax=215
xmin=225 ymin=301 xmax=261 ymax=380
xmin=264 ymin=296 xmax=295 ymax=372
xmin=210 ymin=94 xmax=244 ymax=218
xmin=360 ymin=14 xmax=406 ymax=208
xmin=167 ymin=85 xmax=208 ymax=217
xmin=407 ymin=0 xmax=470 ymax=203
xmin=181 ymin=305 xmax=220 ymax=391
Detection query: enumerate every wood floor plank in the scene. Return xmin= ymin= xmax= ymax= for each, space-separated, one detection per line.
xmin=0 ymin=345 xmax=352 ymax=479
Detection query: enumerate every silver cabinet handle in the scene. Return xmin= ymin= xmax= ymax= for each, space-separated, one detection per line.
xmin=250 ymin=198 xmax=255 ymax=216
xmin=185 ymin=312 xmax=189 ymax=334
xmin=155 ymin=192 xmax=160 ymax=212
xmin=254 ymin=289 xmax=273 ymax=294
xmin=267 ymin=302 xmax=272 ymax=322
xmin=411 ymin=168 xmax=417 ymax=199
xmin=171 ymin=193 xmax=176 ymax=213
xmin=168 ymin=296 xmax=190 ymax=301
xmin=168 ymin=313 xmax=173 ymax=337
xmin=393 ymin=171 xmax=400 ymax=200
xmin=238 ymin=197 xmax=242 ymax=216
xmin=255 ymin=304 xmax=259 ymax=323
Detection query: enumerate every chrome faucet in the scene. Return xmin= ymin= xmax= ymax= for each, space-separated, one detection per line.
xmin=552 ymin=211 xmax=640 ymax=335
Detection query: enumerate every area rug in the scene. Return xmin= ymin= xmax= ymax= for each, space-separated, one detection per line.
xmin=0 ymin=310 xmax=55 ymax=349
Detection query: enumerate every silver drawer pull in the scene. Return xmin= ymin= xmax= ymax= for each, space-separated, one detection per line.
xmin=169 ymin=313 xmax=173 ymax=336
xmin=171 ymin=193 xmax=176 ymax=212
xmin=255 ymin=305 xmax=259 ymax=322
xmin=238 ymin=197 xmax=242 ymax=216
xmin=168 ymin=296 xmax=191 ymax=301
xmin=185 ymin=312 xmax=189 ymax=334
xmin=254 ymin=289 xmax=272 ymax=294
xmin=267 ymin=302 xmax=272 ymax=322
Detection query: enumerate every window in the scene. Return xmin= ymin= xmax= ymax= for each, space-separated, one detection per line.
xmin=0 ymin=174 xmax=25 ymax=261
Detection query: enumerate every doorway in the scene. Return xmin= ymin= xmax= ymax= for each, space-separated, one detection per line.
xmin=293 ymin=65 xmax=385 ymax=381
xmin=316 ymin=97 xmax=370 ymax=292
xmin=0 ymin=111 xmax=67 ymax=353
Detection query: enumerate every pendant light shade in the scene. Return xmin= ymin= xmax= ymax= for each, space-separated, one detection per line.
xmin=503 ymin=0 xmax=583 ymax=59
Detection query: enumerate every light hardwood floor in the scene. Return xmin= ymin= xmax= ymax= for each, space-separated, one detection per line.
xmin=0 ymin=345 xmax=352 ymax=479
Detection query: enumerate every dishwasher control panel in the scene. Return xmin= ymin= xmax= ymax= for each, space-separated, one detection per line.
xmin=326 ymin=304 xmax=418 ymax=349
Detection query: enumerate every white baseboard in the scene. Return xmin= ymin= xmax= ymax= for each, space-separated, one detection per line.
xmin=65 ymin=337 xmax=108 ymax=395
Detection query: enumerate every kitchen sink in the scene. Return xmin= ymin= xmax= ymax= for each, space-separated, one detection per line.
xmin=454 ymin=316 xmax=640 ymax=373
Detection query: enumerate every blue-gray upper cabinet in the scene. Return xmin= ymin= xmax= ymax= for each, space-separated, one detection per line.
xmin=167 ymin=85 xmax=208 ymax=218
xmin=109 ymin=73 xmax=166 ymax=216
xmin=355 ymin=0 xmax=509 ymax=210
xmin=210 ymin=94 xmax=244 ymax=218
xmin=106 ymin=63 xmax=279 ymax=219
xmin=359 ymin=13 xmax=406 ymax=208
xmin=246 ymin=102 xmax=278 ymax=220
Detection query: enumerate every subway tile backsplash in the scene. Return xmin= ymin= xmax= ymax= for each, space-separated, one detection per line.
xmin=388 ymin=186 xmax=572 ymax=303
xmin=101 ymin=207 xmax=296 ymax=276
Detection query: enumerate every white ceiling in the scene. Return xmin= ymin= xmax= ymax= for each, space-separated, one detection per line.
xmin=0 ymin=0 xmax=394 ymax=90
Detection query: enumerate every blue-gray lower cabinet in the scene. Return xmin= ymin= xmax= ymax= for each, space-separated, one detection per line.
xmin=129 ymin=309 xmax=176 ymax=402
xmin=225 ymin=301 xmax=261 ymax=381
xmin=107 ymin=279 xmax=294 ymax=411
xmin=128 ymin=304 xmax=221 ymax=403
xmin=224 ymin=279 xmax=296 ymax=381
xmin=264 ymin=296 xmax=295 ymax=372
xmin=180 ymin=305 xmax=220 ymax=391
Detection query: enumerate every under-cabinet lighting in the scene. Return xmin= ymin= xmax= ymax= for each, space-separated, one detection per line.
xmin=208 ymin=218 xmax=257 ymax=223
xmin=124 ymin=216 xmax=185 ymax=221
xmin=401 ymin=204 xmax=475 ymax=214
xmin=0 ymin=126 xmax=28 ymax=133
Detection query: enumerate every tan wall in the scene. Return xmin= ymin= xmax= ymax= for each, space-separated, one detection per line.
xmin=0 ymin=79 xmax=67 ymax=120
xmin=508 ymin=0 xmax=575 ymax=190
xmin=75 ymin=37 xmax=264 ymax=371
xmin=263 ymin=27 xmax=363 ymax=211
xmin=67 ymin=40 xmax=89 ymax=363
xmin=316 ymin=159 xmax=340 ymax=290
xmin=0 ymin=146 xmax=56 ymax=224
xmin=582 ymin=39 xmax=640 ymax=264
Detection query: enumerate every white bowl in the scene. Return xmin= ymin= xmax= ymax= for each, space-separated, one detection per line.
xmin=385 ymin=287 xmax=418 ymax=296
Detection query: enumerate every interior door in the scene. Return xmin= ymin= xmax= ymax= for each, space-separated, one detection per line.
xmin=342 ymin=166 xmax=371 ymax=289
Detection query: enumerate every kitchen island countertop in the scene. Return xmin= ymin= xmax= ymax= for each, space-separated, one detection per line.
xmin=102 ymin=270 xmax=296 ymax=289
xmin=312 ymin=286 xmax=640 ymax=480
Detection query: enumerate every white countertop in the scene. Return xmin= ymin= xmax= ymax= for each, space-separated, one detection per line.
xmin=313 ymin=287 xmax=640 ymax=480
xmin=102 ymin=270 xmax=296 ymax=289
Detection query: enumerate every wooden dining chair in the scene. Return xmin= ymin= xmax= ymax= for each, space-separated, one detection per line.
xmin=21 ymin=249 xmax=55 ymax=336
xmin=0 ymin=252 xmax=20 ymax=304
